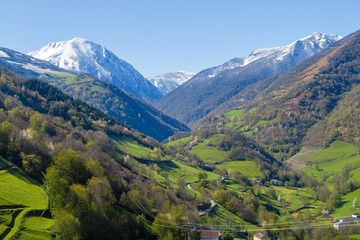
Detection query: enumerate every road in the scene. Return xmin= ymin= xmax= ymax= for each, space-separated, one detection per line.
xmin=186 ymin=183 xmax=216 ymax=216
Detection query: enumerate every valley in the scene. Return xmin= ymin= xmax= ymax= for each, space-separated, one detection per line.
xmin=0 ymin=22 xmax=360 ymax=240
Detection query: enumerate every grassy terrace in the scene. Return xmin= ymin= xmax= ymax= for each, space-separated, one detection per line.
xmin=0 ymin=157 xmax=52 ymax=240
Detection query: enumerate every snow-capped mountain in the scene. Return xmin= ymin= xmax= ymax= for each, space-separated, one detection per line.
xmin=196 ymin=32 xmax=342 ymax=82
xmin=155 ymin=32 xmax=343 ymax=126
xmin=28 ymin=38 xmax=163 ymax=102
xmin=0 ymin=46 xmax=189 ymax=140
xmin=147 ymin=71 xmax=196 ymax=95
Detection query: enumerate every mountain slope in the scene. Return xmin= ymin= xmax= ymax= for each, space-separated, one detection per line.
xmin=206 ymin=30 xmax=360 ymax=160
xmin=147 ymin=70 xmax=195 ymax=95
xmin=155 ymin=33 xmax=342 ymax=127
xmin=28 ymin=37 xmax=162 ymax=102
xmin=0 ymin=47 xmax=189 ymax=141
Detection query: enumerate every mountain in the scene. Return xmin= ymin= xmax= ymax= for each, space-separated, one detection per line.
xmin=0 ymin=46 xmax=189 ymax=141
xmin=28 ymin=37 xmax=162 ymax=102
xmin=0 ymin=67 xmax=203 ymax=239
xmin=155 ymin=32 xmax=342 ymax=127
xmin=147 ymin=70 xmax=196 ymax=95
xmin=202 ymin=30 xmax=360 ymax=161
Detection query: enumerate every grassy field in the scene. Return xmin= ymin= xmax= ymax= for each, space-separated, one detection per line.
xmin=0 ymin=157 xmax=51 ymax=240
xmin=111 ymin=135 xmax=157 ymax=159
xmin=223 ymin=109 xmax=245 ymax=119
xmin=189 ymin=135 xmax=227 ymax=163
xmin=165 ymin=136 xmax=193 ymax=148
xmin=11 ymin=212 xmax=53 ymax=240
xmin=157 ymin=159 xmax=219 ymax=183
xmin=291 ymin=141 xmax=360 ymax=182
xmin=330 ymin=188 xmax=360 ymax=218
xmin=272 ymin=186 xmax=317 ymax=212
xmin=216 ymin=161 xmax=263 ymax=179
xmin=208 ymin=204 xmax=246 ymax=226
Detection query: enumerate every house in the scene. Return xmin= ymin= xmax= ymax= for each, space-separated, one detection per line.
xmin=333 ymin=217 xmax=357 ymax=230
xmin=270 ymin=179 xmax=282 ymax=185
xmin=254 ymin=232 xmax=271 ymax=240
xmin=333 ymin=222 xmax=343 ymax=230
xmin=199 ymin=230 xmax=220 ymax=240
xmin=352 ymin=213 xmax=360 ymax=219
xmin=339 ymin=217 xmax=357 ymax=223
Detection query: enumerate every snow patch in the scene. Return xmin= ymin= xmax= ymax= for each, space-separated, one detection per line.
xmin=0 ymin=50 xmax=9 ymax=58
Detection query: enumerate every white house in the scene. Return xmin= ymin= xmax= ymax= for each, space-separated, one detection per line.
xmin=254 ymin=232 xmax=271 ymax=240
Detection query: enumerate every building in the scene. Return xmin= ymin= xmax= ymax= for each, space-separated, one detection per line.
xmin=352 ymin=213 xmax=360 ymax=219
xmin=333 ymin=222 xmax=343 ymax=230
xmin=339 ymin=217 xmax=357 ymax=223
xmin=199 ymin=230 xmax=220 ymax=240
xmin=254 ymin=232 xmax=271 ymax=240
xmin=333 ymin=216 xmax=358 ymax=230
xmin=270 ymin=179 xmax=282 ymax=185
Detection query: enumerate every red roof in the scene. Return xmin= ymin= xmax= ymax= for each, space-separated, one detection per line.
xmin=200 ymin=230 xmax=220 ymax=239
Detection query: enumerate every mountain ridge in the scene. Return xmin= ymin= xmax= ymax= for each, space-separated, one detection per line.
xmin=204 ymin=30 xmax=360 ymax=160
xmin=0 ymin=46 xmax=190 ymax=141
xmin=28 ymin=37 xmax=162 ymax=102
xmin=155 ymin=32 xmax=342 ymax=127
xmin=147 ymin=70 xmax=195 ymax=95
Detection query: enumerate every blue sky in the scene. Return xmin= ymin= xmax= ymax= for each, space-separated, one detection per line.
xmin=1 ymin=0 xmax=359 ymax=76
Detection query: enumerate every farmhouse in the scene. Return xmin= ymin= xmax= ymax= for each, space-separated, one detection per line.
xmin=199 ymin=230 xmax=220 ymax=240
xmin=270 ymin=179 xmax=282 ymax=185
xmin=253 ymin=232 xmax=271 ymax=240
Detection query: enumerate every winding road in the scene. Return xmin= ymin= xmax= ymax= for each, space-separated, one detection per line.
xmin=186 ymin=183 xmax=217 ymax=216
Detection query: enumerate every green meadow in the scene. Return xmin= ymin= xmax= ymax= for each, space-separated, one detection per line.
xmin=188 ymin=135 xmax=227 ymax=163
xmin=0 ymin=157 xmax=51 ymax=240
xmin=216 ymin=161 xmax=263 ymax=179
xmin=112 ymin=135 xmax=157 ymax=159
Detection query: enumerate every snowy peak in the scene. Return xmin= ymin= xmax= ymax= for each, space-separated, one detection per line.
xmin=204 ymin=32 xmax=342 ymax=79
xmin=147 ymin=71 xmax=196 ymax=95
xmin=28 ymin=38 xmax=163 ymax=102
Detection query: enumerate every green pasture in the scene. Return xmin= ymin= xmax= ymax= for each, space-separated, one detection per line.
xmin=111 ymin=135 xmax=157 ymax=159
xmin=217 ymin=161 xmax=263 ymax=179
xmin=0 ymin=157 xmax=51 ymax=240
xmin=166 ymin=137 xmax=193 ymax=148
xmin=189 ymin=136 xmax=227 ymax=163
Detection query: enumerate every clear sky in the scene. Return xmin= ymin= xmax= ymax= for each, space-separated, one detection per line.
xmin=0 ymin=0 xmax=359 ymax=77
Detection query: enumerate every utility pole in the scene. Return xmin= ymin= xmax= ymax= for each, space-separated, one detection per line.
xmin=178 ymin=223 xmax=198 ymax=240
xmin=188 ymin=226 xmax=197 ymax=240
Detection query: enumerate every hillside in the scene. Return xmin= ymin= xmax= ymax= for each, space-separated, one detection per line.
xmin=28 ymin=38 xmax=163 ymax=102
xmin=1 ymin=63 xmax=359 ymax=239
xmin=0 ymin=68 xmax=208 ymax=239
xmin=155 ymin=33 xmax=342 ymax=127
xmin=204 ymin=30 xmax=360 ymax=161
xmin=0 ymin=47 xmax=189 ymax=141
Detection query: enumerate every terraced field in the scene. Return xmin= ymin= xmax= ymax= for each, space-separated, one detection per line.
xmin=0 ymin=157 xmax=52 ymax=240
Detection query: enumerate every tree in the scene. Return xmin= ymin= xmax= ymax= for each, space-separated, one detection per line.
xmin=353 ymin=197 xmax=358 ymax=208
xmin=0 ymin=121 xmax=13 ymax=156
xmin=198 ymin=172 xmax=208 ymax=181
xmin=222 ymin=232 xmax=234 ymax=240
xmin=53 ymin=210 xmax=81 ymax=240
xmin=21 ymin=153 xmax=42 ymax=177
